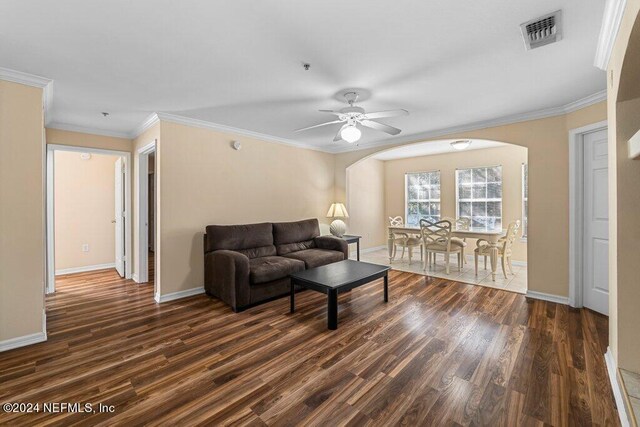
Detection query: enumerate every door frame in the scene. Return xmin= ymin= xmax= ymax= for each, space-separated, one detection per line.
xmin=568 ymin=120 xmax=608 ymax=308
xmin=46 ymin=144 xmax=132 ymax=294
xmin=136 ymin=140 xmax=156 ymax=286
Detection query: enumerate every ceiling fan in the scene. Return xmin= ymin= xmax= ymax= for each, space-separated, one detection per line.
xmin=295 ymin=92 xmax=409 ymax=143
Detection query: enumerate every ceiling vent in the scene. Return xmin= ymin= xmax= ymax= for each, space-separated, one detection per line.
xmin=520 ymin=10 xmax=562 ymax=50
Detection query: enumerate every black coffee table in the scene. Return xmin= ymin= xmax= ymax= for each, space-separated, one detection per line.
xmin=289 ymin=260 xmax=390 ymax=330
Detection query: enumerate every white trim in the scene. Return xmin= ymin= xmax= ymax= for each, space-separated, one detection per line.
xmin=47 ymin=122 xmax=132 ymax=139
xmin=137 ymin=140 xmax=157 ymax=154
xmin=155 ymin=112 xmax=326 ymax=152
xmin=136 ymin=140 xmax=157 ymax=287
xmin=329 ymin=91 xmax=607 ymax=153
xmin=351 ymin=245 xmax=387 ymax=257
xmin=0 ymin=332 xmax=47 ymax=353
xmin=132 ymin=273 xmax=139 ymax=282
xmin=55 ymin=263 xmax=115 ymax=276
xmin=0 ymin=66 xmax=51 ymax=88
xmin=155 ymin=287 xmax=204 ymax=303
xmin=132 ymin=113 xmax=160 ymax=139
xmin=594 ymin=0 xmax=628 ymax=70
xmin=526 ymin=290 xmax=569 ymax=305
xmin=628 ymin=128 xmax=640 ymax=159
xmin=568 ymin=120 xmax=608 ymax=307
xmin=605 ymin=347 xmax=631 ymax=427
xmin=46 ymin=148 xmax=55 ymax=294
xmin=0 ymin=67 xmax=54 ymax=126
xmin=46 ymin=144 xmax=133 ymax=293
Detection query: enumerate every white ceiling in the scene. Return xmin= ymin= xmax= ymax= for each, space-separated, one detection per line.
xmin=372 ymin=139 xmax=507 ymax=161
xmin=0 ymin=1 xmax=606 ymax=152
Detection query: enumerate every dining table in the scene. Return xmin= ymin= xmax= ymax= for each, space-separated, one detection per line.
xmin=387 ymin=225 xmax=506 ymax=281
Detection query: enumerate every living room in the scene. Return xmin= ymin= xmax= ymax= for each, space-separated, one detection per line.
xmin=1 ymin=1 xmax=640 ymax=425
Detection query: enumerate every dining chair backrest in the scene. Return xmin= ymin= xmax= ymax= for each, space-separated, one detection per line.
xmin=419 ymin=219 xmax=452 ymax=249
xmin=442 ymin=216 xmax=470 ymax=231
xmin=456 ymin=217 xmax=471 ymax=230
xmin=389 ymin=216 xmax=404 ymax=227
xmin=502 ymin=220 xmax=521 ymax=257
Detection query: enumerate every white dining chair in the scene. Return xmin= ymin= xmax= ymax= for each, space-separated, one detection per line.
xmin=389 ymin=216 xmax=423 ymax=265
xmin=442 ymin=216 xmax=470 ymax=265
xmin=475 ymin=220 xmax=520 ymax=278
xmin=420 ymin=219 xmax=462 ymax=275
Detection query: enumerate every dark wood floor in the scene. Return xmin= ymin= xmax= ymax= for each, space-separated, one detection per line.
xmin=0 ymin=268 xmax=618 ymax=426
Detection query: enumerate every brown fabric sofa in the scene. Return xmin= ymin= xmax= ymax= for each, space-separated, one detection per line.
xmin=204 ymin=218 xmax=348 ymax=312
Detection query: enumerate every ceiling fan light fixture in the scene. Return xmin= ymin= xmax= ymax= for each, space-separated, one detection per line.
xmin=341 ymin=125 xmax=361 ymax=143
xmin=450 ymin=139 xmax=472 ymax=150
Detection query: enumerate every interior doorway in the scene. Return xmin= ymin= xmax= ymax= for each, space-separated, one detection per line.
xmin=46 ymin=145 xmax=132 ymax=294
xmin=135 ymin=140 xmax=157 ymax=296
xmin=569 ymin=121 xmax=609 ymax=314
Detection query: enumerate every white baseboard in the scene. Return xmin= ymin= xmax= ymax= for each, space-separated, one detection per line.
xmin=0 ymin=331 xmax=47 ymax=352
xmin=351 ymin=245 xmax=387 ymax=257
xmin=132 ymin=273 xmax=139 ymax=283
xmin=525 ymin=290 xmax=569 ymax=305
xmin=155 ymin=287 xmax=204 ymax=303
xmin=55 ymin=263 xmax=115 ymax=276
xmin=605 ymin=347 xmax=631 ymax=427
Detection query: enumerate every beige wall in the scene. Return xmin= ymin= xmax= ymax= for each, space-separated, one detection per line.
xmin=336 ymin=101 xmax=607 ymax=298
xmin=132 ymin=123 xmax=160 ymax=293
xmin=346 ymin=158 xmax=386 ymax=249
xmin=54 ymin=151 xmax=119 ymax=271
xmin=607 ymin=0 xmax=640 ymax=372
xmin=46 ymin=128 xmax=132 ymax=152
xmin=381 ymin=145 xmax=528 ymax=261
xmin=157 ymin=121 xmax=335 ymax=296
xmin=0 ymin=81 xmax=45 ymax=342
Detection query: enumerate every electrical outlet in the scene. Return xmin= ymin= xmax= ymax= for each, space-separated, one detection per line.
xmin=82 ymin=244 xmax=89 ymax=252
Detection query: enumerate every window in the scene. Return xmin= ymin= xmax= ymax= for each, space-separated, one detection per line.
xmin=405 ymin=171 xmax=440 ymax=226
xmin=522 ymin=163 xmax=528 ymax=238
xmin=456 ymin=166 xmax=502 ymax=230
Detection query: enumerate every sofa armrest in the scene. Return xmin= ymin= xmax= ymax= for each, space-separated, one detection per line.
xmin=314 ymin=236 xmax=349 ymax=259
xmin=204 ymin=250 xmax=250 ymax=311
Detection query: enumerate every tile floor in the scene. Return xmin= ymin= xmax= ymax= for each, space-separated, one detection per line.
xmin=358 ymin=247 xmax=528 ymax=294
xmin=621 ymin=369 xmax=640 ymax=425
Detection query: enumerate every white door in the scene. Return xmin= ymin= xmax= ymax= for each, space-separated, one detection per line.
xmin=114 ymin=157 xmax=125 ymax=277
xmin=582 ymin=128 xmax=609 ymax=315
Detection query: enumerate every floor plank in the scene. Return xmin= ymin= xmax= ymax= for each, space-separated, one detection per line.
xmin=0 ymin=267 xmax=619 ymax=426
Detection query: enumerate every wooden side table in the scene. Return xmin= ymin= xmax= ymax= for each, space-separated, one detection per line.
xmin=341 ymin=234 xmax=361 ymax=261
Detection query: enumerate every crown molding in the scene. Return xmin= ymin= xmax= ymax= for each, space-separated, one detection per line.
xmin=132 ymin=113 xmax=160 ymax=139
xmin=594 ymin=0 xmax=627 ymax=70
xmin=47 ymin=122 xmax=132 ymax=139
xmin=154 ymin=112 xmax=326 ymax=152
xmin=0 ymin=67 xmax=54 ymax=125
xmin=327 ymin=90 xmax=607 ymax=153
xmin=0 ymin=66 xmax=51 ymax=88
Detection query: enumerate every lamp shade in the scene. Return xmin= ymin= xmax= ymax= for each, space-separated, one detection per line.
xmin=326 ymin=203 xmax=349 ymax=218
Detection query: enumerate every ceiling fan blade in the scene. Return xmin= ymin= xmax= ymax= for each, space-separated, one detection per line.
xmin=333 ymin=124 xmax=348 ymax=142
xmin=319 ymin=109 xmax=343 ymax=116
xmin=364 ymin=109 xmax=409 ymax=119
xmin=360 ymin=119 xmax=402 ymax=136
xmin=294 ymin=120 xmax=343 ymax=132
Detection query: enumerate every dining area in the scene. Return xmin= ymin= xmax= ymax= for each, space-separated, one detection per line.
xmin=346 ymin=140 xmax=529 ymax=294
xmin=360 ymin=216 xmax=527 ymax=293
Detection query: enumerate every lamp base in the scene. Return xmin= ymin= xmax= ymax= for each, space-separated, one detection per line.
xmin=330 ymin=219 xmax=347 ymax=237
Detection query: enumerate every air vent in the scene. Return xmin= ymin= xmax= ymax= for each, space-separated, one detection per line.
xmin=520 ymin=10 xmax=562 ymax=50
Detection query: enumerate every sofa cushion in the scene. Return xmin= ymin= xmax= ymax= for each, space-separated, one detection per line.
xmin=283 ymin=249 xmax=344 ymax=269
xmin=205 ymin=223 xmax=276 ymax=258
xmin=249 ymin=256 xmax=305 ymax=285
xmin=273 ymin=219 xmax=321 ymax=255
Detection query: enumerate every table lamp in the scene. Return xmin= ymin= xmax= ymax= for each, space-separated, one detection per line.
xmin=326 ymin=203 xmax=349 ymax=237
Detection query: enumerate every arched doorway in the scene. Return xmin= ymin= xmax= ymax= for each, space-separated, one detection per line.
xmin=345 ymin=138 xmax=528 ymax=293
